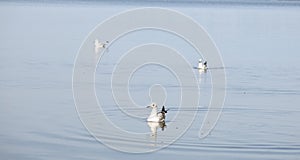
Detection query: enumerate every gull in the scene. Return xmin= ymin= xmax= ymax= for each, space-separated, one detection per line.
xmin=146 ymin=103 xmax=168 ymax=122
xmin=198 ymin=59 xmax=207 ymax=70
xmin=94 ymin=39 xmax=109 ymax=53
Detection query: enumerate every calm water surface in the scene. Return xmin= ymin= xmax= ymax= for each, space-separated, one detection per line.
xmin=0 ymin=1 xmax=300 ymax=159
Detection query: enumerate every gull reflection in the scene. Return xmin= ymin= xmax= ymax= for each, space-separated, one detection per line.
xmin=147 ymin=121 xmax=167 ymax=137
xmin=198 ymin=68 xmax=207 ymax=74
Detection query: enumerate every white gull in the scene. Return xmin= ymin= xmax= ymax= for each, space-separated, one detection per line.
xmin=146 ymin=103 xmax=168 ymax=122
xmin=94 ymin=39 xmax=109 ymax=53
xmin=198 ymin=58 xmax=207 ymax=70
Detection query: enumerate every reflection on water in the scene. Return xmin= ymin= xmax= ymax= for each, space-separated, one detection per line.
xmin=147 ymin=121 xmax=167 ymax=137
xmin=147 ymin=121 xmax=167 ymax=146
xmin=198 ymin=68 xmax=207 ymax=74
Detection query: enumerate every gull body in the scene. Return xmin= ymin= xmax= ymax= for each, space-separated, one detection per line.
xmin=198 ymin=59 xmax=207 ymax=70
xmin=147 ymin=103 xmax=168 ymax=122
xmin=94 ymin=39 xmax=109 ymax=53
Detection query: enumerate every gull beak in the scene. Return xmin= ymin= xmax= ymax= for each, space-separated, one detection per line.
xmin=146 ymin=106 xmax=151 ymax=108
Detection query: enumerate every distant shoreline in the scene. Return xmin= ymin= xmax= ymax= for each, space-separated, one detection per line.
xmin=1 ymin=0 xmax=300 ymax=8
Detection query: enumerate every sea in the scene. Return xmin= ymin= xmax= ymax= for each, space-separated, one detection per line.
xmin=0 ymin=0 xmax=300 ymax=159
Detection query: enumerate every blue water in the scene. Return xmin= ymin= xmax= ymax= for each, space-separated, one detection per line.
xmin=0 ymin=1 xmax=300 ymax=159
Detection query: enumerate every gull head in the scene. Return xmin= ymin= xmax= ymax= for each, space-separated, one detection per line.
xmin=147 ymin=103 xmax=157 ymax=109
